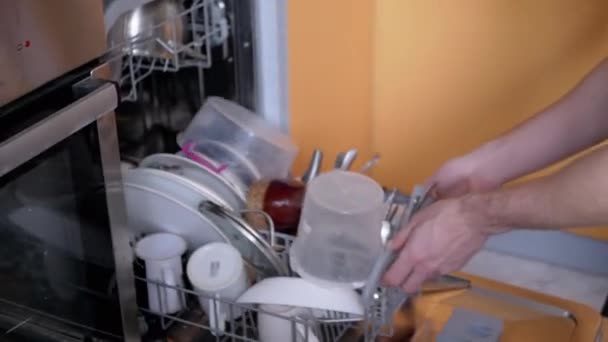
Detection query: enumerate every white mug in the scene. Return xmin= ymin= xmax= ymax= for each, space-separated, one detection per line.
xmin=257 ymin=304 xmax=319 ymax=342
xmin=186 ymin=242 xmax=249 ymax=335
xmin=135 ymin=233 xmax=187 ymax=315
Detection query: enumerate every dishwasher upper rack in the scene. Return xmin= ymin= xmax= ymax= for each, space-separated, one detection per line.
xmin=135 ymin=231 xmax=408 ymax=342
xmin=104 ymin=0 xmax=230 ymax=102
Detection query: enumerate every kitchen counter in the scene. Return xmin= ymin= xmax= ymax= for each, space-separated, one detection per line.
xmin=459 ymin=228 xmax=608 ymax=314
xmin=463 ymin=249 xmax=608 ymax=311
xmin=370 ymin=272 xmax=604 ymax=341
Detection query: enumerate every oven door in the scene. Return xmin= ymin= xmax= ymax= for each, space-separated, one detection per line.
xmin=0 ymin=77 xmax=138 ymax=341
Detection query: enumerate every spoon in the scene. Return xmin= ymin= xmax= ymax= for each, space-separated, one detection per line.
xmin=360 ymin=153 xmax=380 ymax=174
xmin=340 ymin=149 xmax=358 ymax=170
xmin=301 ymin=149 xmax=323 ymax=183
xmin=334 ymin=151 xmax=346 ymax=169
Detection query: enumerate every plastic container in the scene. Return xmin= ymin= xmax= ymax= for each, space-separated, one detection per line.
xmin=183 ymin=140 xmax=260 ymax=187
xmin=290 ymin=170 xmax=386 ymax=288
xmin=178 ymin=97 xmax=297 ymax=181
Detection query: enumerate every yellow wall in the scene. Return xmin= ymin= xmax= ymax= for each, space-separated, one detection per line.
xmin=373 ymin=0 xmax=608 ymax=188
xmin=287 ymin=0 xmax=375 ymax=174
xmin=288 ymin=0 xmax=608 ymax=240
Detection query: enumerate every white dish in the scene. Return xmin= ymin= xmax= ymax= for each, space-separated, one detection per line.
xmin=258 ymin=304 xmax=320 ymax=342
xmin=140 ymin=153 xmax=245 ymax=209
xmin=123 ymin=183 xmax=229 ymax=250
xmin=236 ymin=277 xmax=364 ymax=318
xmin=206 ymin=140 xmax=261 ymax=180
xmin=175 ymin=151 xmax=248 ymax=200
xmin=124 ymin=169 xmax=273 ymax=269
xmin=185 ymin=140 xmax=261 ymax=186
xmin=124 ymin=168 xmax=231 ymax=210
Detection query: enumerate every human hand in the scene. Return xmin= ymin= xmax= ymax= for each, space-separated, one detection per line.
xmin=428 ymin=155 xmax=501 ymax=199
xmin=382 ymin=196 xmax=506 ymax=293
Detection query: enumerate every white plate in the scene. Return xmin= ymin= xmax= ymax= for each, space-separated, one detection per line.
xmin=125 ymin=168 xmax=232 ymax=210
xmin=175 ymin=151 xmax=248 ymax=200
xmin=124 ymin=171 xmax=284 ymax=276
xmin=237 ymin=277 xmax=364 ymax=318
xmin=123 ymin=183 xmax=229 ymax=250
xmin=140 ymin=153 xmax=245 ymax=209
xmin=186 ymin=140 xmax=261 ymax=186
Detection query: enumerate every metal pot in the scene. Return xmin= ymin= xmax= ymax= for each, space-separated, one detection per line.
xmin=108 ymin=0 xmax=186 ymax=60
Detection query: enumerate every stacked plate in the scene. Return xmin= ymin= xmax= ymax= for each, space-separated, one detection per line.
xmin=124 ymin=152 xmax=289 ymax=278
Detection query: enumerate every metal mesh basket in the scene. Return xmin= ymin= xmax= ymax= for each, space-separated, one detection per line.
xmin=105 ymin=0 xmax=229 ymax=102
xmin=135 ymin=230 xmax=407 ymax=341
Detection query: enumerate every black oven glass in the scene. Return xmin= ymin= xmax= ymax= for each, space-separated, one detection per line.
xmin=0 ymin=78 xmax=123 ymax=340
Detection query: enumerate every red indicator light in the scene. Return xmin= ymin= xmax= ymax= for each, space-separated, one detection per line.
xmin=16 ymin=40 xmax=31 ymax=51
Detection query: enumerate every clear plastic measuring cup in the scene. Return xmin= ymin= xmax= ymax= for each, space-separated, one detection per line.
xmin=290 ymin=170 xmax=386 ymax=288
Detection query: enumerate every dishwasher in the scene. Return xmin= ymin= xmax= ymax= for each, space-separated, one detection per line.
xmin=100 ymin=1 xmax=413 ymax=340
xmin=107 ymin=2 xmax=606 ymax=341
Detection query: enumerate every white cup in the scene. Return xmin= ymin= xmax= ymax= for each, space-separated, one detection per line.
xmin=258 ymin=304 xmax=319 ymax=342
xmin=186 ymin=242 xmax=249 ymax=334
xmin=135 ymin=233 xmax=187 ymax=315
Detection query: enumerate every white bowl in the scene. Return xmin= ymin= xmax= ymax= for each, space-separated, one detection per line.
xmin=236 ymin=277 xmax=364 ymax=318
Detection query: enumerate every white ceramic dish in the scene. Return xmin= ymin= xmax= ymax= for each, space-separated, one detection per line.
xmin=185 ymin=140 xmax=261 ymax=186
xmin=236 ymin=277 xmax=364 ymax=318
xmin=124 ymin=169 xmax=276 ymax=271
xmin=175 ymin=151 xmax=248 ymax=200
xmin=124 ymin=168 xmax=231 ymax=210
xmin=140 ymin=153 xmax=245 ymax=209
xmin=258 ymin=304 xmax=320 ymax=342
xmin=123 ymin=183 xmax=229 ymax=250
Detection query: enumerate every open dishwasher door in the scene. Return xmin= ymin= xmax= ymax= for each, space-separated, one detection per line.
xmin=103 ymin=0 xmax=291 ymax=163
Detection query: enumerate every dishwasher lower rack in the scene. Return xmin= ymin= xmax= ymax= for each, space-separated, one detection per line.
xmin=134 ymin=232 xmax=407 ymax=341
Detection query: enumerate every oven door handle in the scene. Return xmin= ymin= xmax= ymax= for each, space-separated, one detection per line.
xmin=0 ymin=79 xmax=119 ymax=177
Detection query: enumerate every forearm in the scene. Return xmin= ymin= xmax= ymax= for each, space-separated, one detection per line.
xmin=470 ymin=144 xmax=608 ymax=230
xmin=472 ymin=58 xmax=608 ymax=185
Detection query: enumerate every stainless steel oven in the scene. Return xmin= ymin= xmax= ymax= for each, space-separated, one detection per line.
xmin=0 ymin=1 xmax=138 ymax=340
